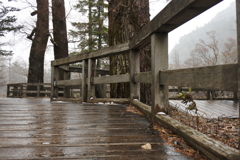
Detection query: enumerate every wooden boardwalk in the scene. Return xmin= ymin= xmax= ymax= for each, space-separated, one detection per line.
xmin=170 ymin=100 xmax=239 ymax=118
xmin=0 ymin=98 xmax=191 ymax=160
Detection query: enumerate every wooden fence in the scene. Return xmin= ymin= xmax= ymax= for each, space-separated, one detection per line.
xmin=51 ymin=0 xmax=240 ymax=118
xmin=7 ymin=83 xmax=51 ymax=98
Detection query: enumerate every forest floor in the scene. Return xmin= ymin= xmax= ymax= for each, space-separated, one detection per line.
xmin=126 ymin=105 xmax=239 ymax=160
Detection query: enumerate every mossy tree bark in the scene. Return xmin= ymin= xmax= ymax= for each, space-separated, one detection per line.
xmin=108 ymin=0 xmax=150 ymax=100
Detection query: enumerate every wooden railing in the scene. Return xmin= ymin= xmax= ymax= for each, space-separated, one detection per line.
xmin=51 ymin=0 xmax=240 ymax=118
xmin=7 ymin=83 xmax=51 ymax=98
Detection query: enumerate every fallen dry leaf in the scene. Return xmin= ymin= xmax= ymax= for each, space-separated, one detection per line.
xmin=141 ymin=143 xmax=152 ymax=150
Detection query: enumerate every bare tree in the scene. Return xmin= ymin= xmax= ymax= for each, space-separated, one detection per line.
xmin=184 ymin=30 xmax=237 ymax=68
xmin=189 ymin=30 xmax=220 ymax=66
xmin=0 ymin=57 xmax=6 ymax=86
xmin=11 ymin=58 xmax=28 ymax=78
xmin=221 ymin=37 xmax=237 ymax=63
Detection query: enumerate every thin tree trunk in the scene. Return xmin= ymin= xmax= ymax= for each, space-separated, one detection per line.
xmin=27 ymin=0 xmax=49 ymax=96
xmin=108 ymin=0 xmax=150 ymax=99
xmin=88 ymin=0 xmax=93 ymax=51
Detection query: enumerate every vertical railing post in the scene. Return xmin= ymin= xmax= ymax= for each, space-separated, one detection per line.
xmin=129 ymin=49 xmax=140 ymax=101
xmin=151 ymin=33 xmax=168 ymax=119
xmin=51 ymin=65 xmax=59 ymax=100
xmin=236 ymin=0 xmax=240 ymax=102
xmin=7 ymin=84 xmax=10 ymax=97
xmin=37 ymin=84 xmax=40 ymax=98
xmin=82 ymin=60 xmax=88 ymax=102
xmin=13 ymin=85 xmax=17 ymax=97
xmin=19 ymin=84 xmax=23 ymax=98
xmin=87 ymin=58 xmax=96 ymax=100
xmin=207 ymin=90 xmax=211 ymax=100
xmin=236 ymin=0 xmax=240 ymax=147
xmin=51 ymin=66 xmax=54 ymax=100
xmin=64 ymin=65 xmax=71 ymax=98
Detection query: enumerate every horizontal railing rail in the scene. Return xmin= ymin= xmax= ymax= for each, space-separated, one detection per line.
xmin=7 ymin=83 xmax=52 ymax=98
xmin=50 ymin=0 xmax=239 ymax=116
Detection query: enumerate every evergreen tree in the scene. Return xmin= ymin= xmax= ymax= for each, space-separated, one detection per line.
xmin=0 ymin=1 xmax=22 ymax=56
xmin=70 ymin=0 xmax=108 ymax=54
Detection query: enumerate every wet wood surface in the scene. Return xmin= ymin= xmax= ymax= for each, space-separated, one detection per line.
xmin=0 ymin=98 xmax=191 ymax=160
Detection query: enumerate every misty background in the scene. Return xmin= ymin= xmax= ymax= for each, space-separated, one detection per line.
xmin=0 ymin=0 xmax=237 ymax=96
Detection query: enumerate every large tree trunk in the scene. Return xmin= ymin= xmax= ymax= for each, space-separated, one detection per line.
xmin=27 ymin=0 xmax=49 ymax=96
xmin=52 ymin=0 xmax=69 ymax=97
xmin=52 ymin=0 xmax=69 ymax=61
xmin=108 ymin=0 xmax=150 ymax=99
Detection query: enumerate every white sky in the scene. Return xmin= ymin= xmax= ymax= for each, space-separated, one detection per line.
xmin=1 ymin=0 xmax=235 ymax=66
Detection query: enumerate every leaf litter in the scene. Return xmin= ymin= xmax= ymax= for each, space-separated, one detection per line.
xmin=126 ymin=104 xmax=239 ymax=160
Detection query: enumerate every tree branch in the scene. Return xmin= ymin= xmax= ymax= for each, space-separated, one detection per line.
xmin=27 ymin=28 xmax=36 ymax=41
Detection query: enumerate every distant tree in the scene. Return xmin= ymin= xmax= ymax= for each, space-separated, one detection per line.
xmin=184 ymin=52 xmax=202 ymax=68
xmin=108 ymin=0 xmax=150 ymax=99
xmin=12 ymin=58 xmax=28 ymax=79
xmin=27 ymin=0 xmax=49 ymax=95
xmin=70 ymin=0 xmax=108 ymax=53
xmin=186 ymin=30 xmax=220 ymax=67
xmin=0 ymin=0 xmax=22 ymax=56
xmin=0 ymin=57 xmax=6 ymax=86
xmin=170 ymin=49 xmax=180 ymax=69
xmin=184 ymin=30 xmax=237 ymax=67
xmin=221 ymin=37 xmax=237 ymax=63
xmin=0 ymin=1 xmax=22 ymax=87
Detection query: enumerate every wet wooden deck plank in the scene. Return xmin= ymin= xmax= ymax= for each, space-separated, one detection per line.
xmin=170 ymin=100 xmax=239 ymax=118
xmin=0 ymin=98 xmax=191 ymax=160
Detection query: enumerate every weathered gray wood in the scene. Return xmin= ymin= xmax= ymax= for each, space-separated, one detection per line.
xmin=7 ymin=85 xmax=10 ymax=97
xmin=94 ymin=74 xmax=130 ymax=84
xmin=8 ymin=83 xmax=51 ymax=86
xmin=151 ymin=33 xmax=169 ymax=118
xmin=53 ymin=67 xmax=60 ymax=98
xmin=51 ymin=97 xmax=82 ymax=103
xmin=237 ymin=0 xmax=240 ymax=103
xmin=87 ymin=59 xmax=96 ymax=99
xmin=51 ymin=67 xmax=55 ymax=99
xmin=59 ymin=65 xmax=69 ymax=71
xmin=133 ymin=72 xmax=151 ymax=84
xmin=63 ymin=69 xmax=71 ymax=98
xmin=132 ymin=100 xmax=240 ymax=160
xmin=88 ymin=98 xmax=130 ymax=104
xmin=37 ymin=85 xmax=40 ymax=98
xmin=95 ymin=84 xmax=107 ymax=98
xmin=129 ymin=0 xmax=223 ymax=49
xmin=19 ymin=85 xmax=23 ymax=98
xmin=51 ymin=43 xmax=129 ymax=66
xmin=68 ymin=67 xmax=109 ymax=75
xmin=56 ymin=79 xmax=82 ymax=86
xmin=81 ymin=60 xmax=88 ymax=102
xmin=129 ymin=49 xmax=140 ymax=100
xmin=207 ymin=91 xmax=211 ymax=100
xmin=160 ymin=64 xmax=238 ymax=91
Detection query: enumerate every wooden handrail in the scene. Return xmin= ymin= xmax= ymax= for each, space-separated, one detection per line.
xmin=49 ymin=0 xmax=239 ymax=121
